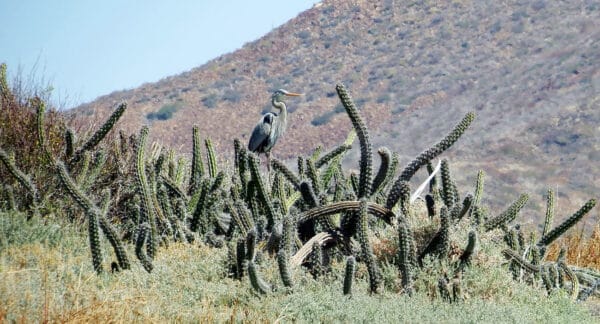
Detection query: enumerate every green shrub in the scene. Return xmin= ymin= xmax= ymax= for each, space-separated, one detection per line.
xmin=147 ymin=103 xmax=180 ymax=120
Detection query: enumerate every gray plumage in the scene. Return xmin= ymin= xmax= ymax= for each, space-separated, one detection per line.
xmin=248 ymin=89 xmax=301 ymax=161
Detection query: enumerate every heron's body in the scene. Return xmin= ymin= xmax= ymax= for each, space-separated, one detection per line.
xmin=248 ymin=89 xmax=301 ymax=163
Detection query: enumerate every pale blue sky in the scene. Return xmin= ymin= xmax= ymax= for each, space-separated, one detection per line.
xmin=0 ymin=1 xmax=317 ymax=108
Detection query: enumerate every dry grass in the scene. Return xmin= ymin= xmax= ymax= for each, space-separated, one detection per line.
xmin=546 ymin=225 xmax=600 ymax=270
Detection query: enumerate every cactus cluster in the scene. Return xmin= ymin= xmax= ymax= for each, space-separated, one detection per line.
xmin=0 ymin=70 xmax=598 ymax=303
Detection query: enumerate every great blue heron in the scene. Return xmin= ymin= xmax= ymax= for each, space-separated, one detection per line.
xmin=248 ymin=89 xmax=302 ymax=167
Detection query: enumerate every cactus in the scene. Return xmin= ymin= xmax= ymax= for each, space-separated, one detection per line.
xmin=190 ymin=179 xmax=211 ymax=233
xmin=315 ymin=144 xmax=351 ymax=169
xmin=305 ymin=159 xmax=321 ymax=196
xmin=0 ymin=148 xmax=39 ymax=204
xmin=247 ymin=261 xmax=272 ymax=294
xmin=394 ymin=112 xmax=475 ymax=185
xmin=398 ymin=218 xmax=415 ymax=295
xmin=484 ymin=193 xmax=529 ymax=232
xmin=371 ymin=147 xmax=392 ymax=196
xmin=205 ymin=137 xmax=218 ymax=178
xmin=343 ymin=256 xmax=356 ymax=295
xmin=419 ymin=206 xmax=450 ymax=261
xmin=298 ymin=200 xmax=395 ymax=226
xmin=87 ymin=198 xmax=104 ymax=274
xmin=357 ymin=198 xmax=381 ymax=293
xmin=538 ymin=199 xmax=597 ymax=246
xmin=249 ymin=154 xmax=277 ymax=231
xmin=235 ymin=238 xmax=246 ymax=279
xmin=271 ymin=159 xmax=300 ymax=191
xmin=502 ymin=249 xmax=540 ymax=274
xmin=558 ymin=261 xmax=579 ymax=301
xmin=386 ymin=180 xmax=410 ymax=212
xmin=134 ymin=126 xmax=157 ymax=259
xmin=135 ymin=223 xmax=154 ymax=273
xmin=440 ymin=159 xmax=454 ymax=209
xmin=456 ymin=194 xmax=473 ymax=221
xmin=69 ymin=102 xmax=127 ymax=166
xmin=336 ymin=84 xmax=372 ymax=198
xmin=297 ymin=156 xmax=305 ymax=178
xmin=542 ymin=188 xmax=555 ymax=237
xmin=189 ymin=126 xmax=204 ymax=194
xmin=458 ymin=231 xmax=477 ymax=270
xmin=277 ymin=250 xmax=294 ymax=288
xmin=425 ymin=194 xmax=436 ymax=218
xmin=64 ymin=128 xmax=75 ymax=158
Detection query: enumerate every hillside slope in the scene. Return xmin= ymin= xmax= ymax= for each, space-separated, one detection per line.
xmin=75 ymin=0 xmax=600 ymax=217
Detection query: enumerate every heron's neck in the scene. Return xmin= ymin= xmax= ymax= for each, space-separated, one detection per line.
xmin=272 ymin=99 xmax=288 ymax=127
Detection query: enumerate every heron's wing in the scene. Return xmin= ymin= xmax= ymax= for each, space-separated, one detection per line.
xmin=248 ymin=113 xmax=275 ymax=152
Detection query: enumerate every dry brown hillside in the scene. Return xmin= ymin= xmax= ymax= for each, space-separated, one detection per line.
xmin=74 ymin=0 xmax=600 ymax=221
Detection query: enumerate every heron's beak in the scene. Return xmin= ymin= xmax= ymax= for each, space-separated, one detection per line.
xmin=284 ymin=91 xmax=302 ymax=97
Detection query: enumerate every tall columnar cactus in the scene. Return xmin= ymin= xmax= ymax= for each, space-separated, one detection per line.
xmin=135 ymin=126 xmax=157 ymax=259
xmin=358 ymin=198 xmax=381 ymax=294
xmin=473 ymin=170 xmax=485 ymax=207
xmin=484 ymin=193 xmax=529 ymax=232
xmin=56 ymin=162 xmax=105 ymax=273
xmin=248 ymin=261 xmax=272 ymax=294
xmin=343 ymin=256 xmax=356 ymax=295
xmin=189 ymin=126 xmax=204 ymax=195
xmin=0 ymin=148 xmax=39 ymax=204
xmin=336 ymin=84 xmax=372 ymax=198
xmin=205 ymin=137 xmax=218 ymax=178
xmin=249 ymin=154 xmax=277 ymax=231
xmin=542 ymin=188 xmax=555 ymax=237
xmin=398 ymin=218 xmax=414 ymax=295
xmin=190 ymin=180 xmax=211 ymax=233
xmin=394 ymin=112 xmax=475 ymax=184
xmin=135 ymin=223 xmax=154 ymax=273
xmin=440 ymin=159 xmax=455 ymax=209
xmin=538 ymin=199 xmax=597 ymax=246
xmin=235 ymin=238 xmax=246 ymax=279
xmin=371 ymin=147 xmax=392 ymax=196
xmin=69 ymin=102 xmax=127 ymax=166
xmin=277 ymin=250 xmax=294 ymax=288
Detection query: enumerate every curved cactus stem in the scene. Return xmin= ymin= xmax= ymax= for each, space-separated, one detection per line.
xmin=290 ymin=232 xmax=335 ymax=267
xmin=538 ymin=199 xmax=596 ymax=246
xmin=297 ymin=200 xmax=395 ymax=226
xmin=336 ymin=84 xmax=372 ymax=198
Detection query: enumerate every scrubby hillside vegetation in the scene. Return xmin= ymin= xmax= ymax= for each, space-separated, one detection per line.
xmin=76 ymin=0 xmax=600 ymax=215
xmin=1 ymin=63 xmax=600 ymax=321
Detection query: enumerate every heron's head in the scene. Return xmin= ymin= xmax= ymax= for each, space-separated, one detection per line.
xmin=272 ymin=89 xmax=302 ymax=102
